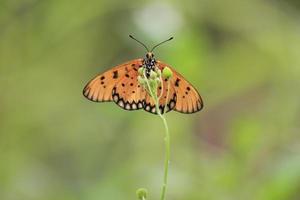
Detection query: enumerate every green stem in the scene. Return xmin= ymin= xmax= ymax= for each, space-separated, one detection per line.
xmin=154 ymin=84 xmax=170 ymax=200
xmin=143 ymin=70 xmax=171 ymax=200
xmin=158 ymin=113 xmax=170 ymax=200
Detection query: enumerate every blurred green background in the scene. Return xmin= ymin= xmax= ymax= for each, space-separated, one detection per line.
xmin=1 ymin=0 xmax=300 ymax=200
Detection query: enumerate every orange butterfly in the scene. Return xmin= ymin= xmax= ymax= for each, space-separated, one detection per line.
xmin=83 ymin=35 xmax=203 ymax=114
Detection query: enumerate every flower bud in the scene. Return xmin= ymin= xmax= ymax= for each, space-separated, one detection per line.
xmin=149 ymin=70 xmax=157 ymax=79
xmin=136 ymin=188 xmax=148 ymax=200
xmin=138 ymin=76 xmax=145 ymax=85
xmin=162 ymin=67 xmax=173 ymax=80
xmin=138 ymin=67 xmax=144 ymax=76
xmin=156 ymin=78 xmax=161 ymax=84
xmin=149 ymin=78 xmax=157 ymax=87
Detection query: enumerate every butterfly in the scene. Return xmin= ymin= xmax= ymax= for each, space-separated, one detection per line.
xmin=83 ymin=35 xmax=203 ymax=114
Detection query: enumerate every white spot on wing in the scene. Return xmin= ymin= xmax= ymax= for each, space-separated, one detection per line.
xmin=170 ymin=101 xmax=175 ymax=108
xmin=113 ymin=95 xmax=118 ymax=102
xmin=138 ymin=102 xmax=143 ymax=108
xmin=84 ymin=89 xmax=89 ymax=96
xmin=132 ymin=103 xmax=137 ymax=109
xmin=151 ymin=107 xmax=156 ymax=113
xmin=146 ymin=105 xmax=150 ymax=111
xmin=125 ymin=103 xmax=131 ymax=110
xmin=118 ymin=100 xmax=124 ymax=107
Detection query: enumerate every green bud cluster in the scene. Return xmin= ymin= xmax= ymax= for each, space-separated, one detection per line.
xmin=136 ymin=188 xmax=148 ymax=200
xmin=137 ymin=67 xmax=162 ymax=99
xmin=162 ymin=66 xmax=173 ymax=80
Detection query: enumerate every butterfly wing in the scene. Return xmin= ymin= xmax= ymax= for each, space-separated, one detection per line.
xmin=112 ymin=69 xmax=146 ymax=111
xmin=83 ymin=59 xmax=203 ymax=114
xmin=83 ymin=59 xmax=143 ymax=102
xmin=157 ymin=61 xmax=204 ymax=113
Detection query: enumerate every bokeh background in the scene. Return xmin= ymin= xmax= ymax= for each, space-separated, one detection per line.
xmin=1 ymin=0 xmax=300 ymax=200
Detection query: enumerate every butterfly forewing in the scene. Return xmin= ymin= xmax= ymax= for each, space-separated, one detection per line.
xmin=83 ymin=59 xmax=143 ymax=102
xmin=157 ymin=61 xmax=203 ymax=113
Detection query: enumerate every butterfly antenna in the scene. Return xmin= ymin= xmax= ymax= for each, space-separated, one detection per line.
xmin=151 ymin=37 xmax=174 ymax=52
xmin=129 ymin=35 xmax=150 ymax=52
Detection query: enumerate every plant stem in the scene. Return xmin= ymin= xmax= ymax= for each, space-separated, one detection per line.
xmin=155 ymin=89 xmax=170 ymax=200
xmin=143 ymin=70 xmax=171 ymax=200
xmin=158 ymin=113 xmax=170 ymax=200
xmin=153 ymin=87 xmax=170 ymax=200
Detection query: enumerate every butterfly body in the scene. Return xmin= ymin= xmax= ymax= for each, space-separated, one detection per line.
xmin=143 ymin=52 xmax=157 ymax=77
xmin=83 ymin=36 xmax=203 ymax=114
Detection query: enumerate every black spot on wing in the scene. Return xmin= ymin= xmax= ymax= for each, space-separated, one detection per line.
xmin=113 ymin=71 xmax=118 ymax=79
xmin=175 ymin=78 xmax=181 ymax=87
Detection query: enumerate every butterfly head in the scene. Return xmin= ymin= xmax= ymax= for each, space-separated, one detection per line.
xmin=146 ymin=52 xmax=154 ymax=59
xmin=129 ymin=35 xmax=173 ymax=75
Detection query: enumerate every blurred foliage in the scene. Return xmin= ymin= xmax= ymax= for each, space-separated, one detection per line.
xmin=1 ymin=0 xmax=300 ymax=200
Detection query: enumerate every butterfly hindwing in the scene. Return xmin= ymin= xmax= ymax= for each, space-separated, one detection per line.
xmin=83 ymin=59 xmax=143 ymax=102
xmin=157 ymin=61 xmax=204 ymax=114
xmin=112 ymin=69 xmax=146 ymax=111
